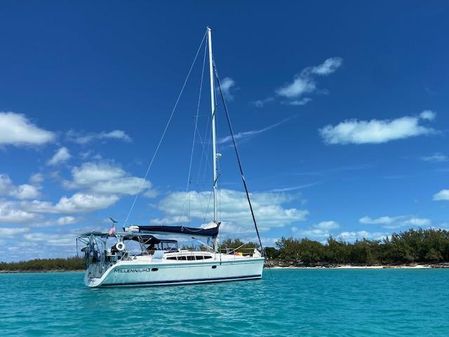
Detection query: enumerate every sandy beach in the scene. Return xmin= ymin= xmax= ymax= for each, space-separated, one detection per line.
xmin=267 ymin=264 xmax=436 ymax=269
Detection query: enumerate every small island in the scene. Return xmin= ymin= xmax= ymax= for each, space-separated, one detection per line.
xmin=264 ymin=228 xmax=449 ymax=268
xmin=224 ymin=228 xmax=449 ymax=269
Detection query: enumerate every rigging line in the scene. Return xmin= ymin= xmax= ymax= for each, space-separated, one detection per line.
xmin=195 ymin=113 xmax=212 ymax=223
xmin=185 ymin=40 xmax=207 ymax=222
xmin=196 ymin=94 xmax=212 ymax=185
xmin=196 ymin=117 xmax=211 ymax=186
xmin=123 ymin=31 xmax=207 ymax=226
xmin=213 ymin=62 xmax=264 ymax=256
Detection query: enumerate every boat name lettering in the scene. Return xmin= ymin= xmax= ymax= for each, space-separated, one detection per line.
xmin=115 ymin=268 xmax=152 ymax=273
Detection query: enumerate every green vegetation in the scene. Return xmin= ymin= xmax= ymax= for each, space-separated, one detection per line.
xmin=219 ymin=238 xmax=257 ymax=254
xmin=3 ymin=229 xmax=449 ymax=271
xmin=0 ymin=257 xmax=84 ymax=272
xmin=266 ymin=228 xmax=449 ymax=266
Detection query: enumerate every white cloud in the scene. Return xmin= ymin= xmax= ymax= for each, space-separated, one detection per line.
xmin=360 ymin=216 xmax=394 ymax=225
xmin=0 ymin=112 xmax=55 ymax=146
xmin=217 ymin=221 xmax=260 ymax=235
xmin=29 ymin=173 xmax=44 ymax=185
xmin=26 ymin=193 xmax=119 ymax=214
xmin=67 ymin=130 xmax=131 ymax=144
xmin=104 ymin=130 xmax=131 ymax=141
xmin=310 ymin=57 xmax=343 ymax=75
xmin=0 ymin=162 xmax=151 ymax=224
xmin=276 ymin=57 xmax=342 ymax=104
xmin=0 ymin=175 xmax=16 ymax=192
xmin=15 ymin=215 xmax=79 ymax=227
xmin=79 ymin=150 xmax=103 ymax=161
xmin=269 ymin=182 xmax=320 ymax=193
xmin=251 ymin=97 xmax=274 ymax=108
xmin=0 ymin=174 xmax=40 ymax=200
xmin=1 ymin=189 xmax=116 ymax=225
xmin=299 ymin=228 xmax=331 ymax=241
xmin=314 ymin=221 xmax=340 ymax=230
xmin=143 ymin=189 xmax=159 ymax=199
xmin=47 ymin=147 xmax=71 ymax=166
xmin=336 ymin=231 xmax=387 ymax=242
xmin=407 ymin=218 xmax=431 ymax=226
xmin=277 ymin=76 xmax=316 ymax=99
xmin=286 ymin=98 xmax=312 ymax=106
xmin=56 ymin=216 xmax=77 ymax=225
xmin=54 ymin=193 xmax=118 ymax=213
xmin=320 ymin=111 xmax=436 ymax=145
xmin=433 ymin=189 xmax=449 ymax=201
xmin=421 ymin=153 xmax=448 ymax=162
xmin=419 ymin=110 xmax=436 ymax=121
xmin=67 ymin=162 xmax=152 ymax=196
xmin=91 ymin=177 xmax=150 ymax=195
xmin=150 ymin=215 xmax=190 ymax=226
xmin=218 ymin=116 xmax=293 ymax=146
xmin=22 ymin=194 xmax=117 ymax=215
xmin=24 ymin=232 xmax=75 ymax=246
xmin=0 ymin=227 xmax=30 ymax=236
xmin=220 ymin=77 xmax=236 ymax=101
xmin=13 ymin=184 xmax=40 ymax=200
xmin=156 ymin=189 xmax=308 ymax=231
xmin=296 ymin=220 xmax=340 ymax=241
xmin=0 ymin=200 xmax=38 ymax=223
xmin=360 ymin=215 xmax=431 ymax=229
xmin=71 ymin=162 xmax=124 ymax=185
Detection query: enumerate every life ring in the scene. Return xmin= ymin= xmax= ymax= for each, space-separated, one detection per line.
xmin=116 ymin=242 xmax=126 ymax=252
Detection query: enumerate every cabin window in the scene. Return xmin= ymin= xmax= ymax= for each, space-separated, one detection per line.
xmin=151 ymin=268 xmax=158 ymax=272
xmin=211 ymin=265 xmax=217 ymax=269
xmin=166 ymin=254 xmax=212 ymax=261
xmin=195 ymin=255 xmax=212 ymax=260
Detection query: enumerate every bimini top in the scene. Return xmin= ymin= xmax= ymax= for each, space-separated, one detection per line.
xmin=77 ymin=232 xmax=176 ymax=243
xmin=137 ymin=223 xmax=220 ymax=238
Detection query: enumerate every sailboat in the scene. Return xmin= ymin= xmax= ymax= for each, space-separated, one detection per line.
xmin=76 ymin=27 xmax=265 ymax=288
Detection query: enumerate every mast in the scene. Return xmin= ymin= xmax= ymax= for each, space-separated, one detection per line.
xmin=207 ymin=27 xmax=218 ymax=223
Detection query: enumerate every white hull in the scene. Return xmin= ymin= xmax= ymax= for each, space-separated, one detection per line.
xmin=85 ymin=255 xmax=264 ymax=288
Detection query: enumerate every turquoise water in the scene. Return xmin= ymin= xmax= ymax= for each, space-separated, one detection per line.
xmin=1 ymin=269 xmax=449 ymax=336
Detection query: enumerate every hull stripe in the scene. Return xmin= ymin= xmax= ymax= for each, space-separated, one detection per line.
xmin=99 ymin=274 xmax=262 ymax=287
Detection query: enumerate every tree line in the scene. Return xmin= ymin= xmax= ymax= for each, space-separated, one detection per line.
xmin=0 ymin=257 xmax=84 ymax=272
xmin=2 ymin=229 xmax=449 ymax=270
xmin=264 ymin=228 xmax=449 ymax=266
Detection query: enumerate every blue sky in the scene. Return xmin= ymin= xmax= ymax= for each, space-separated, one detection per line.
xmin=1 ymin=1 xmax=449 ymax=260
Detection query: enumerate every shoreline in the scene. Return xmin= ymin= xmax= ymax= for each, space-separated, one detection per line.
xmin=2 ymin=264 xmax=449 ymax=273
xmin=268 ymin=265 xmax=433 ymax=269
xmin=0 ymin=270 xmax=84 ymax=274
xmin=266 ymin=263 xmax=449 ymax=269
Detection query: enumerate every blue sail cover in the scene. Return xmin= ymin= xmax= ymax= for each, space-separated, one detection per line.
xmin=138 ymin=224 xmax=219 ymax=237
